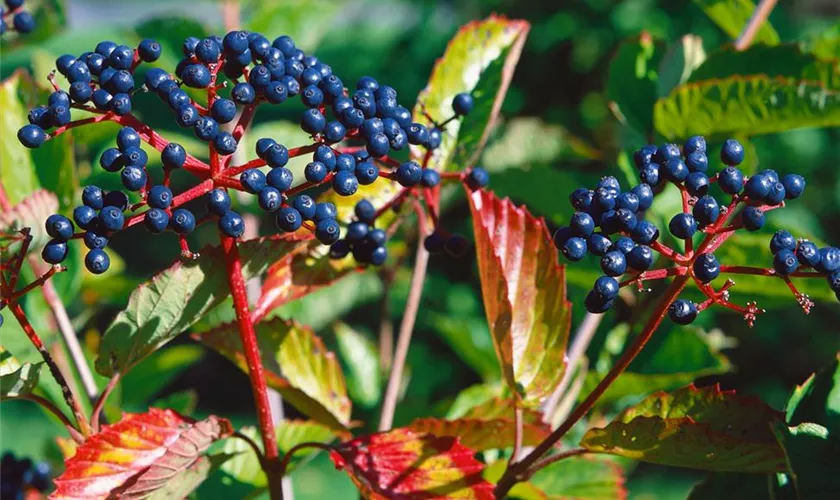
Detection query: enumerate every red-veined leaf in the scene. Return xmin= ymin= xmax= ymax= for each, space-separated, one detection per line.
xmin=580 ymin=384 xmax=786 ymax=473
xmin=467 ymin=188 xmax=571 ymax=408
xmin=330 ymin=428 xmax=494 ymax=499
xmin=408 ymin=400 xmax=550 ymax=451
xmin=51 ymin=409 xmax=233 ymax=499
xmin=195 ymin=317 xmax=351 ymax=433
xmin=412 ymin=15 xmax=529 ymax=172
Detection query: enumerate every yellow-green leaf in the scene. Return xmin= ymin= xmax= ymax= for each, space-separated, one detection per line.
xmin=692 ymin=0 xmax=779 ymax=46
xmin=0 ymin=346 xmax=42 ymax=398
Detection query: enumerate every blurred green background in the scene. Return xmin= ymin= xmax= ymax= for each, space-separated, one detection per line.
xmin=2 ymin=0 xmax=840 ymax=498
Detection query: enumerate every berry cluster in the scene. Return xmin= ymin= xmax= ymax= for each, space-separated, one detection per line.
xmin=0 ymin=0 xmax=35 ymax=36
xmin=18 ymin=30 xmax=484 ymax=274
xmin=554 ymin=135 xmax=837 ymax=326
xmin=1 ymin=452 xmax=51 ymax=499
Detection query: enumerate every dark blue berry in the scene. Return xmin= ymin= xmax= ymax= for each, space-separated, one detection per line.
xmin=633 ymin=145 xmax=657 ymax=168
xmin=195 ymin=38 xmax=221 ymax=63
xmin=355 ymin=200 xmax=376 ymax=224
xmin=144 ymin=208 xmax=170 ymax=233
xmin=593 ymin=187 xmax=617 ymax=210
xmin=718 ymin=166 xmax=744 ymax=195
xmin=223 ymin=31 xmax=249 ymax=54
xmin=369 ymin=246 xmax=388 ymax=265
xmin=720 ymin=139 xmax=744 ymax=166
xmin=585 ymin=290 xmax=614 ymax=314
xmin=276 ymin=207 xmax=302 ymax=232
xmin=313 ymin=145 xmax=336 ymax=171
xmin=669 ymin=213 xmax=697 ymax=239
xmin=599 ymin=210 xmax=621 ymax=234
xmin=304 ymin=161 xmax=328 ymax=183
xmin=264 ymin=81 xmax=288 ymax=104
xmin=103 ymin=190 xmax=129 ymax=211
xmin=121 ymin=166 xmax=147 ymax=191
xmin=693 ymin=253 xmax=720 ymax=283
xmin=683 ymin=136 xmax=707 ymax=155
xmin=764 ymin=182 xmax=786 ymax=205
xmin=206 ymin=188 xmax=231 ymax=217
xmin=301 ymin=108 xmax=326 ymax=134
xmin=45 ymin=214 xmax=74 ymax=241
xmin=570 ymin=212 xmax=595 ymax=237
xmin=639 ymin=164 xmax=661 ymax=187
xmin=290 ymin=196 xmax=315 ymax=221
xmin=147 ymin=185 xmax=172 ymax=210
xmin=769 ymin=230 xmax=796 ymax=254
xmin=211 ymin=98 xmax=237 ymax=124
xmin=161 ymin=143 xmax=186 ymax=170
xmin=741 ymin=206 xmax=765 ymax=231
xmin=67 ymin=60 xmax=92 ymax=83
xmin=49 ymin=91 xmax=71 ymax=108
xmin=314 ymin=202 xmax=337 ymax=222
xmin=315 ymin=219 xmax=341 ymax=245
xmin=346 ymin=221 xmax=369 ymax=242
xmin=627 ymin=245 xmax=654 ymax=271
xmin=685 ymin=172 xmax=709 ymax=197
xmin=117 ymin=127 xmax=141 ymax=151
xmin=600 ymin=250 xmax=627 ymax=276
xmin=194 ymin=117 xmax=219 ymax=142
xmin=366 ymin=133 xmax=390 ymax=158
xmin=231 ymin=82 xmax=256 ymax=104
xmin=98 ymin=206 xmax=124 ymax=232
xmin=588 ymin=233 xmax=612 ymax=256
xmin=99 ymin=148 xmax=122 ymax=172
xmin=616 ymin=209 xmax=638 ymax=232
xmin=569 ymin=188 xmax=593 ymax=210
xmin=42 ymin=240 xmax=68 ymax=264
xmin=368 ymin=228 xmax=387 ymax=247
xmin=56 ymin=55 xmax=77 ymax=75
xmin=396 ymin=161 xmax=423 ymax=187
xmin=632 ymin=220 xmax=660 ymax=244
xmin=781 ymin=174 xmax=805 ymax=199
xmin=82 ymin=185 xmax=104 ymax=210
xmin=654 ymin=143 xmax=681 ymax=164
xmin=452 ymin=92 xmax=474 ymax=115
xmin=669 ymin=299 xmax=697 ymax=324
xmin=816 ymin=247 xmax=840 ymax=274
xmin=693 ymin=195 xmax=720 ymax=227
xmin=664 ymin=158 xmax=688 ymax=183
xmin=685 ymin=152 xmax=708 ymax=173
xmin=774 ymin=249 xmax=799 ymax=275
xmin=69 ymin=82 xmax=92 ymax=103
xmin=240 ymin=169 xmax=266 ymax=193
xmin=301 ymin=85 xmax=324 ymax=108
xmin=108 ymin=45 xmax=134 ymax=70
xmin=796 ymin=241 xmax=820 ymax=268
xmin=323 ymin=121 xmax=346 ymax=143
xmin=85 ymin=249 xmax=110 ymax=274
xmin=17 ymin=125 xmax=45 ymax=149
xmin=122 ymin=147 xmax=148 ymax=169
xmin=214 ymin=132 xmax=238 ymax=156
xmin=219 ymin=211 xmax=246 ymax=237
xmin=593 ymin=276 xmax=620 ymax=300
xmin=421 ymin=169 xmax=441 ymax=187
xmin=406 ymin=123 xmax=429 ymax=145
xmin=83 ymin=231 xmax=108 ymax=250
xmin=393 ymin=106 xmax=412 ymax=129
xmin=95 ymin=41 xmax=117 ymax=57
xmin=466 ymin=167 xmax=489 ymax=190
xmin=355 ymin=160 xmax=379 ymax=185
xmin=265 ymin=168 xmax=292 ymax=193
xmin=616 ymin=192 xmax=639 ymax=212
xmin=610 ymin=237 xmax=636 ymax=255
xmin=423 ymin=232 xmax=445 ymax=254
xmin=444 ymin=234 xmax=469 ymax=257
xmin=170 ymin=208 xmax=196 ymax=234
xmin=73 ymin=205 xmax=97 ymax=229
xmin=144 ymin=68 xmax=169 ymax=90
xmin=333 ymin=171 xmax=358 ymax=196
xmin=632 ymin=184 xmax=654 ymax=211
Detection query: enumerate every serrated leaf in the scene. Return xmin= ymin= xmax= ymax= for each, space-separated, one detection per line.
xmin=96 ymin=236 xmax=309 ymax=377
xmin=330 ymin=428 xmax=494 ymax=499
xmin=412 ymin=15 xmax=529 ymax=172
xmin=334 ymin=322 xmax=382 ymax=409
xmin=581 ymin=384 xmax=786 ymax=473
xmin=51 ymin=409 xmax=233 ymax=500
xmin=607 ymin=34 xmax=666 ymax=134
xmin=692 ymin=0 xmax=779 ymax=46
xmin=654 ymin=75 xmax=840 ymax=140
xmin=0 ymin=189 xmax=59 ymax=254
xmin=196 ymin=317 xmax=351 ymax=432
xmin=785 ymin=353 xmax=840 ymax=434
xmin=527 ymin=455 xmax=627 ymax=500
xmin=0 ymin=346 xmax=42 ymax=398
xmin=142 ymin=455 xmax=214 ymax=500
xmin=467 ymin=188 xmax=571 ymax=408
xmin=408 ymin=400 xmax=550 ymax=452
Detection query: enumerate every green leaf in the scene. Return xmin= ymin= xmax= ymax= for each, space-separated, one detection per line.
xmin=586 ymin=326 xmax=732 ymax=407
xmin=0 ymin=71 xmax=39 ymax=205
xmin=120 ymin=345 xmax=204 ymax=408
xmin=480 ymin=118 xmax=574 ymax=173
xmin=527 ymin=455 xmax=627 ymax=500
xmin=446 ymin=383 xmax=503 ymax=419
xmin=773 ymin=422 xmax=840 ymax=499
xmin=692 ymin=0 xmax=779 ymax=46
xmin=581 ymin=384 xmax=787 ymax=473
xmin=197 ymin=317 xmax=351 ymax=432
xmin=31 ymin=129 xmax=77 ymax=211
xmin=654 ymin=76 xmax=840 ymax=141
xmin=151 ymin=390 xmax=198 ymax=416
xmin=334 ymin=322 xmax=381 ymax=409
xmin=96 ymin=236 xmax=307 ymax=377
xmin=412 ymin=15 xmax=530 ymax=172
xmin=785 ymin=354 xmax=840 ymax=434
xmin=243 ymin=0 xmax=340 ymax=51
xmin=802 ymin=21 xmax=840 ymax=60
xmin=275 ymin=420 xmax=335 ymax=472
xmin=658 ymin=35 xmax=707 ymax=97
xmin=215 ymin=427 xmax=267 ymax=489
xmin=688 ymin=44 xmax=840 ymax=90
xmin=0 ymin=347 xmax=42 ymax=398
xmin=427 ymin=310 xmax=500 ymax=381
xmin=607 ymin=33 xmax=666 ymax=134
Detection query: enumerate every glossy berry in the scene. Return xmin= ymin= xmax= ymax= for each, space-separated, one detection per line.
xmin=632 ymin=184 xmax=654 ymax=211
xmin=639 ymin=164 xmax=661 ymax=187
xmin=452 ymin=93 xmax=474 ymax=115
xmin=421 ymin=168 xmax=441 ymax=187
xmin=683 ymin=135 xmax=707 ymax=154
xmin=669 ymin=299 xmax=697 ymax=325
xmin=98 ymin=206 xmax=124 ymax=232
xmin=206 ymin=188 xmax=231 ymax=216
xmin=616 ymin=192 xmax=639 ymax=212
xmin=600 ymin=250 xmax=627 ymax=277
xmin=355 ymin=161 xmax=379 ymax=185
xmin=161 ymin=143 xmax=186 ymax=170
xmin=562 ymin=237 xmax=587 ymax=262
xmin=257 ymin=139 xmax=289 ymax=168
xmin=781 ymin=174 xmax=805 ymax=199
xmin=615 ymin=209 xmax=638 ymax=232
xmin=685 ymin=152 xmax=708 ymax=173
xmin=570 ymin=188 xmax=593 ymax=210
xmin=627 ymin=245 xmax=654 ymax=271
xmin=741 ymin=206 xmax=765 ymax=232
xmin=693 ymin=195 xmax=720 ymax=227
xmin=83 ymin=231 xmax=108 ymax=250
xmin=593 ymin=188 xmax=617 ymax=211
xmin=45 ymin=214 xmax=74 ymax=241
xmin=570 ymin=212 xmax=595 ymax=237
xmin=396 ymin=161 xmax=422 ymax=187
xmin=796 ymin=241 xmax=821 ymax=268
xmin=632 ymin=221 xmax=659 ymax=245
xmin=265 ymin=167 xmax=293 ymax=192
xmin=585 ymin=290 xmax=614 ymax=314
xmin=18 ymin=124 xmax=46 ymax=148
xmin=593 ymin=276 xmax=620 ymax=300
xmin=258 ymin=187 xmax=282 ymax=212
xmin=765 ymin=181 xmax=786 ymax=205
xmin=304 ymin=161 xmax=328 ymax=183
xmin=276 ymin=207 xmax=303 ymax=232
xmin=211 ymin=99 xmax=237 ymax=124
xmin=85 ymin=249 xmax=110 ymax=274
xmin=633 ymin=145 xmax=657 ymax=168
xmin=816 ymin=247 xmax=840 ymax=274
xmin=73 ymin=205 xmax=97 ymax=229
xmin=345 ymin=221 xmax=369 ymax=243
xmin=718 ymin=137 xmax=746 ymax=164
xmin=301 ymin=108 xmax=326 ymax=134
xmin=355 ymin=199 xmax=377 ymax=224
xmin=121 ymin=166 xmax=147 ymax=191
xmin=42 ymin=240 xmax=69 ymax=264
xmin=144 ymin=208 xmax=170 ymax=233
xmin=466 ymin=167 xmax=489 ymax=190
xmin=693 ymin=253 xmax=720 ymax=283
xmin=82 ymin=185 xmax=104 ymax=210
xmin=315 ymin=219 xmax=341 ymax=245
xmin=773 ymin=249 xmax=799 ymax=275
xmin=663 ymin=158 xmax=688 ymax=183
xmin=169 ymin=209 xmax=196 ymax=234
xmin=718 ymin=166 xmax=744 ymax=195
xmin=219 ymin=211 xmax=246 ymax=237
xmin=333 ymin=171 xmax=359 ymax=196
xmin=314 ymin=202 xmax=337 ymax=222
xmin=669 ymin=213 xmax=697 ymax=239
xmin=769 ymin=230 xmax=796 ymax=254
xmin=240 ymin=169 xmax=266 ymax=193
xmin=611 ymin=237 xmax=636 ymax=255
xmin=654 ymin=143 xmax=681 ymax=164
xmin=214 ymin=132 xmax=238 ymax=155
xmin=685 ymin=172 xmax=709 ymax=197
xmin=330 ymin=240 xmax=351 ymax=259
xmin=292 ymin=195 xmax=316 ymax=220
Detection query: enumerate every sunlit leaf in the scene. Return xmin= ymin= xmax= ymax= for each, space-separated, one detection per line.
xmin=330 ymin=428 xmax=494 ymax=499
xmin=96 ymin=236 xmax=309 ymax=377
xmin=0 ymin=346 xmax=42 ymax=398
xmin=409 ymin=399 xmax=550 ymax=451
xmin=527 ymin=455 xmax=627 ymax=500
xmin=0 ymin=71 xmax=39 ymax=205
xmin=607 ymin=33 xmax=666 ymax=134
xmin=276 ymin=420 xmax=336 ymax=472
xmin=446 ymin=383 xmax=503 ymax=419
xmin=692 ymin=0 xmax=779 ymax=46
xmin=658 ymin=35 xmax=707 ymax=97
xmin=653 ymin=75 xmax=840 ymax=140
xmin=334 ymin=322 xmax=382 ymax=409
xmin=467 ymin=188 xmax=571 ymax=408
xmin=52 ymin=409 xmax=233 ymax=499
xmin=412 ymin=15 xmax=529 ymax=172
xmin=243 ymin=0 xmax=340 ymax=51
xmin=801 ymin=21 xmax=840 ymax=60
xmin=581 ymin=384 xmax=787 ymax=473
xmin=196 ymin=317 xmax=351 ymax=432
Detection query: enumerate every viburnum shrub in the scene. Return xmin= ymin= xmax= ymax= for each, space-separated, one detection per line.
xmin=1 ymin=7 xmax=839 ymax=500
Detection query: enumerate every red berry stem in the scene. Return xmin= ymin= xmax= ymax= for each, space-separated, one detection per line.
xmin=719 ymin=265 xmax=823 ymax=278
xmin=220 ymin=235 xmax=279 ymax=462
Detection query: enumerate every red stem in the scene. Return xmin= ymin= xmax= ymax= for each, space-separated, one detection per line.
xmin=719 ymin=265 xmax=822 ymax=278
xmin=220 ymin=236 xmax=278 ymax=460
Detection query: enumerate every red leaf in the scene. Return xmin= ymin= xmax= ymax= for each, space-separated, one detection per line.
xmin=330 ymin=429 xmax=494 ymax=499
xmin=467 ymin=189 xmax=572 ymax=408
xmin=51 ymin=409 xmax=232 ymax=499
